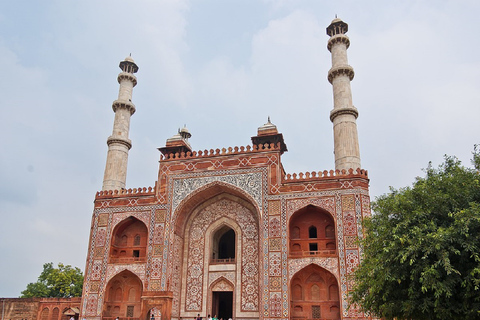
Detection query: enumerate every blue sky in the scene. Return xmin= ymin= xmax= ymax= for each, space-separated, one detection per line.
xmin=1 ymin=0 xmax=479 ymax=296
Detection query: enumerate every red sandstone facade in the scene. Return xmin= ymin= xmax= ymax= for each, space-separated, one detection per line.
xmin=79 ymin=17 xmax=370 ymax=320
xmin=80 ymin=125 xmax=371 ymax=320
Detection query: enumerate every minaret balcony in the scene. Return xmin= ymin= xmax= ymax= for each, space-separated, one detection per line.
xmin=117 ymin=72 xmax=138 ymax=86
xmin=327 ymin=33 xmax=350 ymax=51
xmin=112 ymin=100 xmax=136 ymax=114
xmin=327 ymin=65 xmax=354 ymax=83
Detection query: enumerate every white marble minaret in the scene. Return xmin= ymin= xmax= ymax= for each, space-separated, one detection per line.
xmin=102 ymin=56 xmax=139 ymax=191
xmin=327 ymin=18 xmax=361 ymax=171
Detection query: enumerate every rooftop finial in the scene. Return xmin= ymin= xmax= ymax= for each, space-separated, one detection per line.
xmin=335 ymin=14 xmax=337 ymax=18
xmin=268 ymin=116 xmax=271 ymax=123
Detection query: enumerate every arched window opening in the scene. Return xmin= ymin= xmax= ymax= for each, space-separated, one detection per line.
xmin=134 ymin=234 xmax=140 ymax=246
xmin=325 ymin=225 xmax=335 ymax=238
xmin=128 ymin=288 xmax=136 ymax=301
xmin=292 ymin=284 xmax=303 ymax=300
xmin=289 ymin=205 xmax=336 ymax=257
xmin=109 ymin=217 xmax=148 ymax=263
xmin=115 ymin=288 xmax=123 ymax=301
xmin=311 ymin=284 xmax=320 ymax=300
xmin=309 ymin=226 xmax=317 ymax=238
xmin=329 ymin=284 xmax=339 ymax=301
xmin=291 ymin=226 xmax=300 ymax=239
xmin=212 ymin=226 xmax=236 ymax=263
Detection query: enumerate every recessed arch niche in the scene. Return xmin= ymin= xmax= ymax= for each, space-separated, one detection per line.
xmin=103 ymin=270 xmax=143 ymax=319
xmin=109 ymin=216 xmax=148 ymax=263
xmin=289 ymin=205 xmax=336 ymax=256
xmin=290 ymin=264 xmax=340 ymax=319
xmin=171 ymin=183 xmax=261 ymax=319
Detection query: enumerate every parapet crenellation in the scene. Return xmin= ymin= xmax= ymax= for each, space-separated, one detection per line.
xmin=283 ymin=168 xmax=368 ymax=182
xmin=96 ymin=185 xmax=155 ymax=198
xmin=160 ymin=142 xmax=282 ymax=160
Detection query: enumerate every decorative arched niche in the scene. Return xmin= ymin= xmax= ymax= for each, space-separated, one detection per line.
xmin=289 ymin=205 xmax=336 ymax=256
xmin=290 ymin=264 xmax=340 ymax=320
xmin=103 ymin=270 xmax=143 ymax=319
xmin=109 ymin=216 xmax=148 ymax=263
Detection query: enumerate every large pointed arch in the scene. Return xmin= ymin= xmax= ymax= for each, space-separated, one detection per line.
xmin=172 ymin=181 xmax=261 ymax=237
xmin=170 ymin=182 xmax=261 ymax=319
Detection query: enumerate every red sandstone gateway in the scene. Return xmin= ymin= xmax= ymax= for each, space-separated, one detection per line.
xmin=79 ymin=17 xmax=370 ymax=320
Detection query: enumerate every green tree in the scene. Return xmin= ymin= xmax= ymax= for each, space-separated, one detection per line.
xmin=350 ymin=148 xmax=480 ymax=320
xmin=21 ymin=262 xmax=84 ymax=298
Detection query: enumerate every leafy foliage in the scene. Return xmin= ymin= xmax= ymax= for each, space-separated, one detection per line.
xmin=350 ymin=148 xmax=480 ymax=320
xmin=21 ymin=262 xmax=84 ymax=298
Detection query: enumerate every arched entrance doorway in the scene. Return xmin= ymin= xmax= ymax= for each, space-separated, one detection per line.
xmin=210 ymin=278 xmax=234 ymax=320
xmin=103 ymin=270 xmax=143 ymax=320
xmin=290 ymin=264 xmax=340 ymax=319
xmin=172 ymin=186 xmax=261 ymax=320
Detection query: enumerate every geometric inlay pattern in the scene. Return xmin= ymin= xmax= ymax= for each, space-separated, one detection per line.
xmin=153 ymin=224 xmax=164 ymax=244
xmin=286 ymin=197 xmax=335 ymax=220
xmin=209 ymin=272 xmax=235 ymax=288
xmin=343 ymin=211 xmax=357 ymax=236
xmin=361 ymin=195 xmax=371 ymax=218
xmin=269 ymin=252 xmax=281 ymax=276
xmin=211 ymin=279 xmax=234 ymax=291
xmin=268 ymin=200 xmax=281 ymax=215
xmin=185 ymin=199 xmax=258 ymax=312
xmin=269 ymin=292 xmax=282 ymax=317
xmin=344 ymin=235 xmax=357 ymax=249
xmin=268 ymin=276 xmax=282 ymax=291
xmin=269 ymin=238 xmax=281 ymax=252
xmin=155 ymin=209 xmax=166 ymax=223
xmin=341 ymin=195 xmax=355 ymax=211
xmin=150 ymin=258 xmax=163 ymax=279
xmin=288 ymin=257 xmax=339 ymax=280
xmin=269 ymin=217 xmax=281 ymax=238
xmin=90 ymin=260 xmax=102 ymax=280
xmin=345 ymin=249 xmax=359 ymax=275
xmin=97 ymin=214 xmax=108 ymax=227
xmin=95 ymin=227 xmax=106 ymax=247
xmin=172 ymin=171 xmax=263 ymax=212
